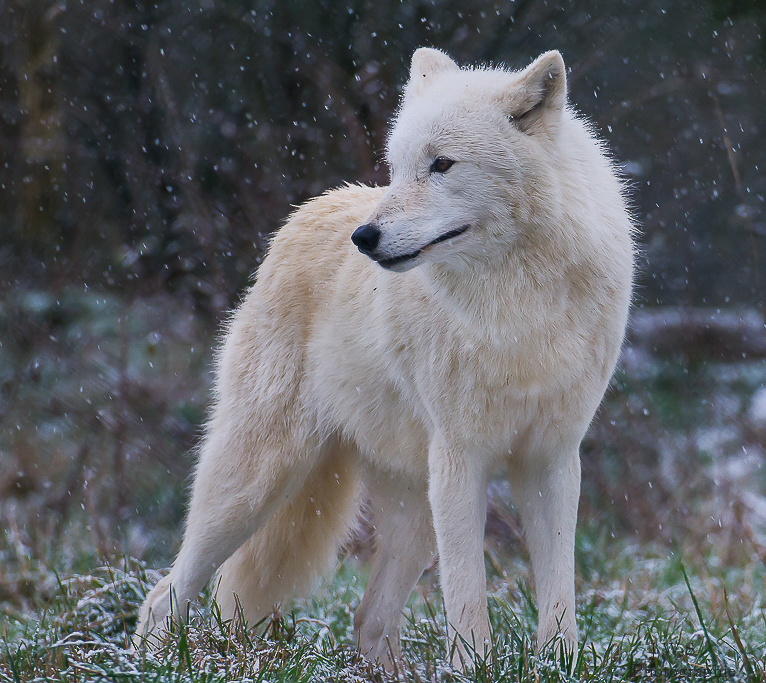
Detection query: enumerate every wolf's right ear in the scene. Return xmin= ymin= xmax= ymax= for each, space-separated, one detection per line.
xmin=405 ymin=48 xmax=459 ymax=99
xmin=505 ymin=51 xmax=567 ymax=136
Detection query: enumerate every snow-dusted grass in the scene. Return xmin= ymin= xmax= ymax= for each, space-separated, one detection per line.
xmin=4 ymin=292 xmax=766 ymax=680
xmin=2 ymin=536 xmax=764 ymax=682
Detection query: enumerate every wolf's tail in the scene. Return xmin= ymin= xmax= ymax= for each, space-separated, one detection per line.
xmin=213 ymin=440 xmax=363 ymax=624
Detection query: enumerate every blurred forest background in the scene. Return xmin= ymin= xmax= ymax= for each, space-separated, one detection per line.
xmin=1 ymin=0 xmax=766 ymax=615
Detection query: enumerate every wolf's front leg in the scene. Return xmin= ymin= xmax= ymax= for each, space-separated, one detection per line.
xmin=427 ymin=436 xmax=491 ymax=669
xmin=514 ymin=447 xmax=580 ymax=657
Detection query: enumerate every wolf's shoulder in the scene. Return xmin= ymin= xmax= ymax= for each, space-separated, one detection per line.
xmin=286 ymin=183 xmax=386 ymax=232
xmin=256 ymin=183 xmax=384 ymax=296
xmin=266 ymin=183 xmax=386 ymax=262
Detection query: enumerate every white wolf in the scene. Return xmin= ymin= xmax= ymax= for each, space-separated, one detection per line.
xmin=135 ymin=48 xmax=634 ymax=668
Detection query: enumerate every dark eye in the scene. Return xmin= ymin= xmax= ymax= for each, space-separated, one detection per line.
xmin=430 ymin=157 xmax=455 ymax=174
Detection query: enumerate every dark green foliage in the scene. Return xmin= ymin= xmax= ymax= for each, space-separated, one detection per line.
xmin=1 ymin=0 xmax=764 ymax=309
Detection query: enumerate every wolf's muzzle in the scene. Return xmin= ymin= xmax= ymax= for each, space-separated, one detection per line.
xmin=354 ymin=223 xmax=471 ymax=270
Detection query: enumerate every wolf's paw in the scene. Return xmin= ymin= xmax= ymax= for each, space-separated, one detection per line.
xmin=131 ymin=574 xmax=179 ymax=652
xmin=354 ymin=614 xmax=401 ymax=673
xmin=538 ymin=632 xmax=578 ymax=675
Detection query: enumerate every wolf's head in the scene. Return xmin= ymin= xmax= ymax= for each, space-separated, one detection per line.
xmin=352 ymin=48 xmax=568 ymax=272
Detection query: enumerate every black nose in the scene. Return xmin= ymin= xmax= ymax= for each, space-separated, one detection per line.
xmin=351 ymin=223 xmax=381 ymax=255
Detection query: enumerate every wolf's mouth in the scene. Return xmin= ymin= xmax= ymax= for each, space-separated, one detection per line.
xmin=377 ymin=224 xmax=470 ymax=269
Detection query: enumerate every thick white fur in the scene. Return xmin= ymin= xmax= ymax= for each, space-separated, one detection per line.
xmin=135 ymin=48 xmax=634 ymax=669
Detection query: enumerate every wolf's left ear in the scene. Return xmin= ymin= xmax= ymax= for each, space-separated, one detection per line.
xmin=405 ymin=47 xmax=459 ymax=99
xmin=506 ymin=51 xmax=567 ymax=135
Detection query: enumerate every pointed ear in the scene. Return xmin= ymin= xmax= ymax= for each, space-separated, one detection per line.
xmin=405 ymin=47 xmax=459 ymax=98
xmin=507 ymin=51 xmax=567 ymax=135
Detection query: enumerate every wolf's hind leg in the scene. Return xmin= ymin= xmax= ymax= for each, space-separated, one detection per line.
xmin=214 ymin=439 xmax=363 ymax=623
xmin=354 ymin=467 xmax=436 ymax=669
xmin=134 ymin=427 xmax=320 ymax=646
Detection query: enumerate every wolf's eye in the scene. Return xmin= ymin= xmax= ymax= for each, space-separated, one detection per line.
xmin=430 ymin=157 xmax=454 ymax=174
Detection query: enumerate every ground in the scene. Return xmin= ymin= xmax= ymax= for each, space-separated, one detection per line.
xmin=2 ymin=292 xmax=766 ymax=681
xmin=1 ymin=537 xmax=764 ymax=681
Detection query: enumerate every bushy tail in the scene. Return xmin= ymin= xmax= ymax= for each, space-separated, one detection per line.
xmin=213 ymin=441 xmax=362 ymax=623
